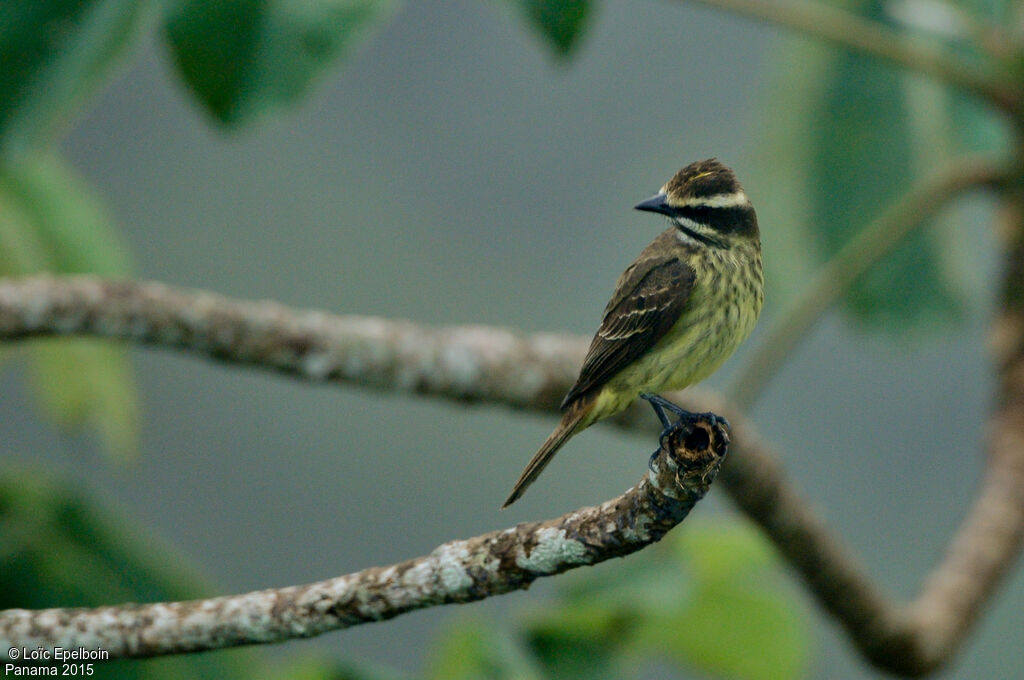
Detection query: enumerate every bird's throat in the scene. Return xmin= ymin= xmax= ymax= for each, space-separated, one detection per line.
xmin=674 ymin=221 xmax=723 ymax=249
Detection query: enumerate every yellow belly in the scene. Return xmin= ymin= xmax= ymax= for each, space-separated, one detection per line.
xmin=591 ymin=244 xmax=763 ymax=419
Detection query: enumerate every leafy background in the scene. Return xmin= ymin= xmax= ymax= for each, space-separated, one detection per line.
xmin=2 ymin=0 xmax=1023 ymax=678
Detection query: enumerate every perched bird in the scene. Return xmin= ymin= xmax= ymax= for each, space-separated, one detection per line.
xmin=502 ymin=159 xmax=763 ymax=508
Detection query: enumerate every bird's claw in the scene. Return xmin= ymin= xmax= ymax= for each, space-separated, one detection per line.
xmin=648 ymin=448 xmax=660 ymax=473
xmin=702 ymin=412 xmax=730 ymax=430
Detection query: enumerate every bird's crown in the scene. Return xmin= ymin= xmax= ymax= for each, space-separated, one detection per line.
xmin=662 ymin=158 xmax=743 ymax=206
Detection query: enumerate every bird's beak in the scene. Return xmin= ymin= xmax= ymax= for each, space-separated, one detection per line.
xmin=634 ymin=193 xmax=673 ymax=216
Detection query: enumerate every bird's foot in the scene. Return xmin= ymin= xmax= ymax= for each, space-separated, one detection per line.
xmin=638 ymin=393 xmax=729 ymax=436
xmin=641 ymin=393 xmax=676 ymax=428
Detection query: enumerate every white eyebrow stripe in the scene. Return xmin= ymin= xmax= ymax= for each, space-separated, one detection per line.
xmin=685 ymin=191 xmax=750 ymax=208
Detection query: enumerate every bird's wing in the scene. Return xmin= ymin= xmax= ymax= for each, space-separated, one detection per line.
xmin=561 ymin=255 xmax=695 ymax=408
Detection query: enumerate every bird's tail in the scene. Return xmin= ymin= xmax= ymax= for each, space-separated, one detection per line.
xmin=501 ymin=400 xmax=594 ymax=508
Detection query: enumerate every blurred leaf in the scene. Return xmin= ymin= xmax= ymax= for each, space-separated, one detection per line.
xmin=276 ymin=657 xmax=411 ymax=680
xmin=164 ymin=0 xmax=400 ymax=125
xmin=555 ymin=545 xmax=691 ymax=617
xmin=516 ymin=553 xmax=673 ymax=679
xmin=0 ymin=151 xmax=132 ymax=274
xmin=503 ymin=0 xmax=594 ymax=56
xmin=28 ymin=339 xmax=139 ymax=460
xmin=427 ymin=616 xmax=542 ymax=680
xmin=514 ymin=520 xmax=809 ymax=680
xmin=751 ymin=0 xmax=1006 ymax=332
xmin=522 ymin=601 xmax=626 ymax=680
xmin=0 ymin=151 xmax=138 ymax=459
xmin=0 ymin=188 xmax=52 ymax=274
xmin=637 ymin=521 xmax=810 ymax=680
xmin=0 ymin=0 xmax=148 ymax=162
xmin=644 ymin=581 xmax=809 ymax=680
xmin=672 ymin=517 xmax=778 ymax=582
xmin=0 ymin=465 xmax=258 ymax=678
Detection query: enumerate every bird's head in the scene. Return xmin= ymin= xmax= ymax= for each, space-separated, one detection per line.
xmin=634 ymin=159 xmax=759 ymax=247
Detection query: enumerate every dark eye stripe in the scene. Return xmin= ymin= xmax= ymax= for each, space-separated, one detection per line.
xmin=673 ymin=204 xmax=757 ymax=235
xmin=674 ymin=204 xmax=746 ymax=220
xmin=677 ymin=205 xmax=713 ymax=219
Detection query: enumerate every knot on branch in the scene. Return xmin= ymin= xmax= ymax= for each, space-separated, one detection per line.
xmin=648 ymin=413 xmax=729 ymax=501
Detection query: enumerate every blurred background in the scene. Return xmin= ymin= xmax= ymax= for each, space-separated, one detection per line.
xmin=2 ymin=0 xmax=1023 ymax=678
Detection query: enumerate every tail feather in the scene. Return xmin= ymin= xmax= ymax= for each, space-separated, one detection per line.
xmin=501 ymin=401 xmax=593 ymax=508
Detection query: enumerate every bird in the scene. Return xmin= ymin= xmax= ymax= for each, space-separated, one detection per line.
xmin=502 ymin=159 xmax=764 ymax=508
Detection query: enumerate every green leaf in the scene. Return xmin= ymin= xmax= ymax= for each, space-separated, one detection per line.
xmin=521 ymin=602 xmax=626 ymax=680
xmin=504 ymin=0 xmax=594 ymax=57
xmin=646 ymin=580 xmax=809 ymax=680
xmin=27 ymin=339 xmax=140 ymax=460
xmin=0 ymin=151 xmax=133 ymax=274
xmin=0 ymin=187 xmax=52 ymax=274
xmin=0 ymin=152 xmax=138 ymax=459
xmin=514 ymin=554 xmax=674 ymax=679
xmin=555 ymin=546 xmax=691 ymax=618
xmin=427 ymin=616 xmax=542 ymax=680
xmin=275 ymin=657 xmax=411 ymax=680
xmin=750 ymin=1 xmax=1006 ymax=331
xmin=637 ymin=521 xmax=810 ymax=680
xmin=514 ymin=521 xmax=809 ymax=680
xmin=0 ymin=0 xmax=148 ymax=162
xmin=672 ymin=518 xmax=778 ymax=582
xmin=0 ymin=465 xmax=259 ymax=679
xmin=164 ymin=0 xmax=400 ymax=125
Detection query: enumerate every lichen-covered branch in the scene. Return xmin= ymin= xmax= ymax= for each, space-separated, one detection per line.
xmin=0 ymin=276 xmax=584 ymax=412
xmin=0 ymin=274 xmax=1022 ymax=674
xmin=0 ymin=417 xmax=728 ymax=658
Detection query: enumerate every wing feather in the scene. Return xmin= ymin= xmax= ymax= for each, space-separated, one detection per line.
xmin=561 ymin=256 xmax=695 ymax=407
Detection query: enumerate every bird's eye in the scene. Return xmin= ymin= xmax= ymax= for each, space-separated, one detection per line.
xmin=675 ymin=204 xmax=711 ymax=220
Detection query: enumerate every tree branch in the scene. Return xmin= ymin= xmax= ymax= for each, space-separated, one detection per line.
xmin=727 ymin=155 xmax=1009 ymax=409
xmin=0 ymin=416 xmax=728 ymax=657
xmin=911 ymin=179 xmax=1024 ymax=664
xmin=0 ymin=274 xmax=1021 ymax=674
xmin=679 ymin=0 xmax=1023 ymax=116
xmin=0 ymin=276 xmax=583 ymax=412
